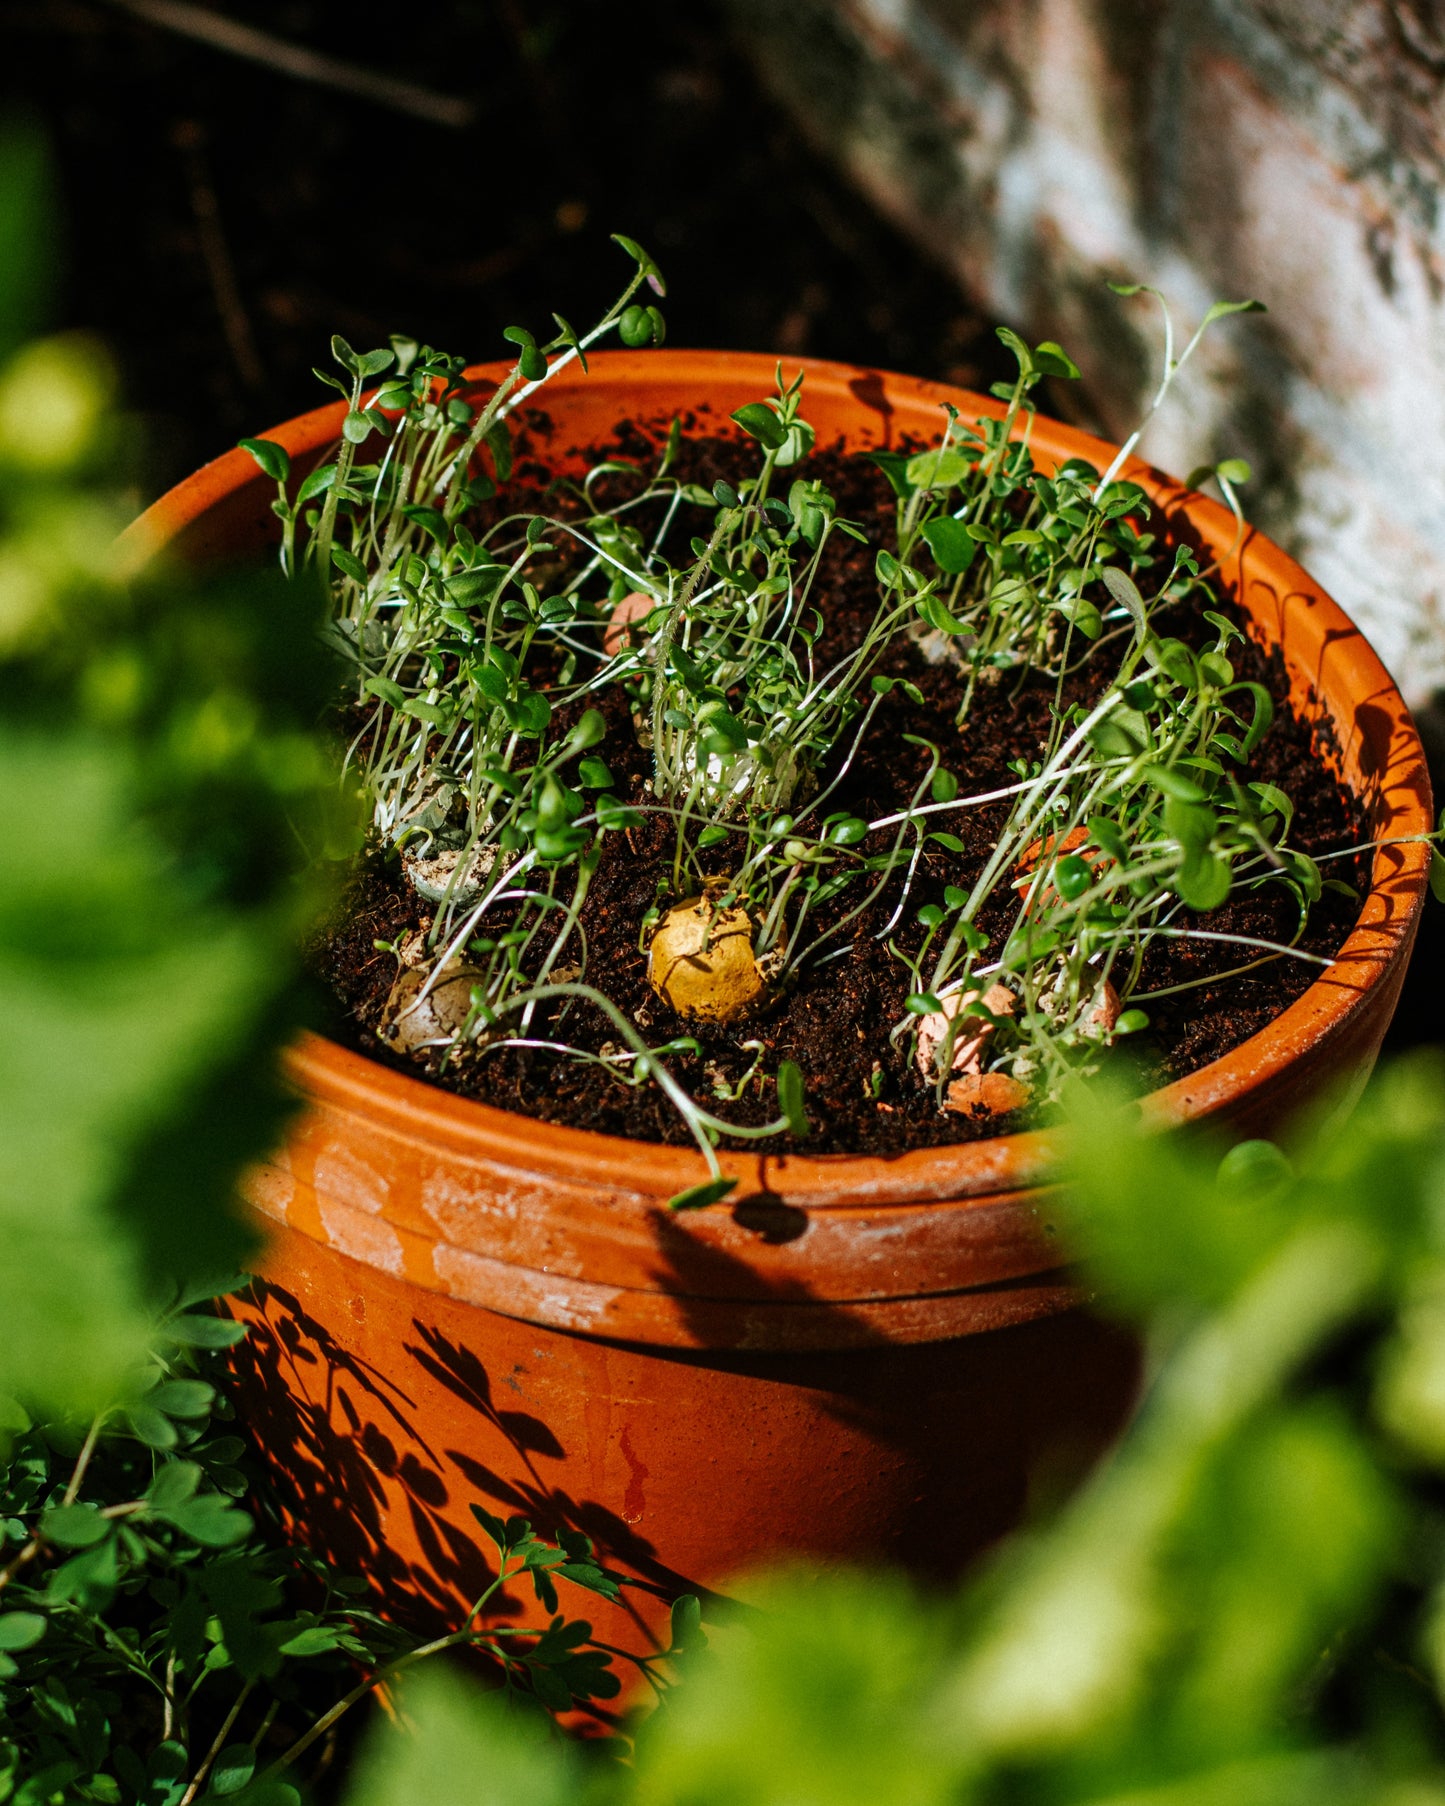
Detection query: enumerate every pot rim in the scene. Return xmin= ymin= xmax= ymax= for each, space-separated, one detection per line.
xmin=127 ymin=347 xmax=1433 ymax=1208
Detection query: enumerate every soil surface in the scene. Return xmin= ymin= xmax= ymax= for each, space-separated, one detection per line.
xmin=309 ymin=427 xmax=1366 ymax=1155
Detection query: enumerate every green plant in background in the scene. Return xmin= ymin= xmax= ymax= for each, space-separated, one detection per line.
xmin=0 ymin=122 xmax=350 ymax=1410
xmin=344 ymin=1056 xmax=1445 ymax=1805
xmin=0 ymin=1293 xmax=404 ymax=1806
xmin=0 ymin=1281 xmax=660 ymax=1804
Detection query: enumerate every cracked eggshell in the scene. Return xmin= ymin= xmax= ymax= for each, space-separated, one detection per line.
xmin=1014 ymin=824 xmax=1107 ymax=913
xmin=946 ymin=1071 xmax=1032 ymax=1116
xmin=915 ymin=982 xmax=1017 ymax=1082
xmin=604 ymin=590 xmax=658 ymax=657
xmin=1088 ymin=978 xmax=1122 ymax=1037
xmin=401 ymin=842 xmax=497 ymax=907
xmin=380 ymin=959 xmax=485 ymax=1056
xmin=647 ymin=894 xmax=765 ymax=1024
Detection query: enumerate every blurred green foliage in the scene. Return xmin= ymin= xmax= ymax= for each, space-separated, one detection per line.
xmin=0 ymin=140 xmax=344 ymax=1409
xmin=0 ymin=1291 xmax=407 ymax=1806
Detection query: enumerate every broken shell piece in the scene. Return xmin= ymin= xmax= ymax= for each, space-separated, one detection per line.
xmin=400 ymin=841 xmax=497 ymax=907
xmin=604 ymin=590 xmax=658 ymax=657
xmin=1087 ymin=978 xmax=1122 ymax=1037
xmin=380 ymin=957 xmax=487 ymax=1056
xmin=915 ymin=982 xmax=1017 ymax=1082
xmin=1014 ymin=825 xmax=1111 ymax=914
xmin=647 ymin=894 xmax=765 ymax=1024
xmin=946 ymin=1071 xmax=1031 ymax=1116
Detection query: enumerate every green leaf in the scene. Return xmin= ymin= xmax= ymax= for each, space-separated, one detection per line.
xmin=731 ymin=402 xmax=788 ymax=449
xmin=1145 ymin=635 xmax=1198 ymax=689
xmin=667 ymin=1176 xmax=738 ymax=1213
xmin=619 ymin=304 xmax=663 ymax=348
xmin=468 ymin=1503 xmax=509 ymax=1551
xmin=669 ymin=1592 xmax=704 ymax=1654
xmin=566 ymin=707 xmax=607 ymax=752
xmin=1202 ymin=297 xmax=1268 ymax=325
xmin=41 ymin=1502 xmax=111 ymax=1548
xmin=777 ymin=1061 xmax=811 ymax=1137
xmin=1165 ymin=796 xmax=1218 ymax=851
xmin=161 ymin=1313 xmax=246 ymax=1349
xmin=1101 ymin=565 xmax=1147 ymax=639
xmin=49 ymin=1534 xmax=119 ymax=1609
xmin=149 ymin=1378 xmax=215 ymax=1418
xmin=577 ymin=757 xmax=613 ymax=790
xmin=918 ymin=592 xmax=970 ymax=637
xmin=125 ymin=1402 xmax=179 ymax=1449
xmin=904 ymin=448 xmax=971 ymax=491
xmin=611 ymin=231 xmax=667 ymax=295
xmin=919 ymin=516 xmax=977 ymax=575
xmin=209 ymin=1745 xmax=257 ymax=1796
xmin=227 ymin=1783 xmax=300 ymax=1806
xmin=1176 ymin=848 xmax=1232 ymax=910
xmin=277 ymin=1624 xmax=342 ymax=1656
xmin=1431 ymin=849 xmax=1445 ymax=905
xmin=237 ymin=437 xmax=290 ymax=483
xmin=145 ymin=1459 xmax=202 ymax=1511
xmin=342 ymin=408 xmax=374 ymax=445
xmin=1231 ymin=682 xmax=1275 ymax=759
xmin=557 ymin=1560 xmax=622 ymax=1600
xmin=867 ymin=451 xmax=916 ymax=499
xmin=1032 ymin=339 xmax=1081 ymax=379
xmin=0 ymin=1610 xmax=45 ymax=1651
xmin=485 ymin=422 xmax=513 ymax=483
xmin=295 ymin=462 xmax=337 ymax=505
xmin=330 ymin=542 xmax=368 ymax=584
xmin=995 ymin=324 xmax=1033 ymax=374
xmin=166 ymin=1494 xmax=253 ymax=1547
xmin=1143 ymin=764 xmax=1208 ymax=803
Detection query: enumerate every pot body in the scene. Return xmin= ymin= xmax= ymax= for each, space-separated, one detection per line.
xmin=130 ymin=351 xmax=1430 ymax=1694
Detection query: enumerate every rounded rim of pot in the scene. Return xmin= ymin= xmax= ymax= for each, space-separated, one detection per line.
xmin=126 ymin=348 xmax=1434 ymax=1207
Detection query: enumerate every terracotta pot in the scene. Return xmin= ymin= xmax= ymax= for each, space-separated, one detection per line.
xmin=127 ymin=351 xmax=1430 ymax=1713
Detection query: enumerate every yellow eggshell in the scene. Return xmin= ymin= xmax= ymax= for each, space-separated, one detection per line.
xmin=648 ymin=895 xmax=765 ymax=1023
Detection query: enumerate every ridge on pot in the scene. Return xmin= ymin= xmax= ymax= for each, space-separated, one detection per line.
xmin=127 ymin=348 xmax=1431 ymax=1707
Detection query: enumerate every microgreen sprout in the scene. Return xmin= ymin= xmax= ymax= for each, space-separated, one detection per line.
xmin=242 ymin=273 xmax=1402 ymax=1156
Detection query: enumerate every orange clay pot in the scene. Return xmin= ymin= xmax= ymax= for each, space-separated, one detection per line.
xmin=126 ymin=351 xmax=1430 ymax=1715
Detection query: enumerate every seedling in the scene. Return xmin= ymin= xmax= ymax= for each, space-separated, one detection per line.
xmin=244 ymin=270 xmax=1409 ymax=1153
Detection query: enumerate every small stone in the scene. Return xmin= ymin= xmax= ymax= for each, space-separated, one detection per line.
xmin=648 ymin=894 xmax=765 ymax=1023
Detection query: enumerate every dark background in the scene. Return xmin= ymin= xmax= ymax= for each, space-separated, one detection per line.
xmin=7 ymin=0 xmax=1009 ymax=493
xmin=10 ymin=0 xmax=1439 ymax=1054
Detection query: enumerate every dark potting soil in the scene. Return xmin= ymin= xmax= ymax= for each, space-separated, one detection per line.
xmin=308 ymin=425 xmax=1367 ymax=1155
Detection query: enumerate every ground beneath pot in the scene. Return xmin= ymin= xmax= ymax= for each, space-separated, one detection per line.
xmin=308 ymin=428 xmax=1366 ymax=1155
